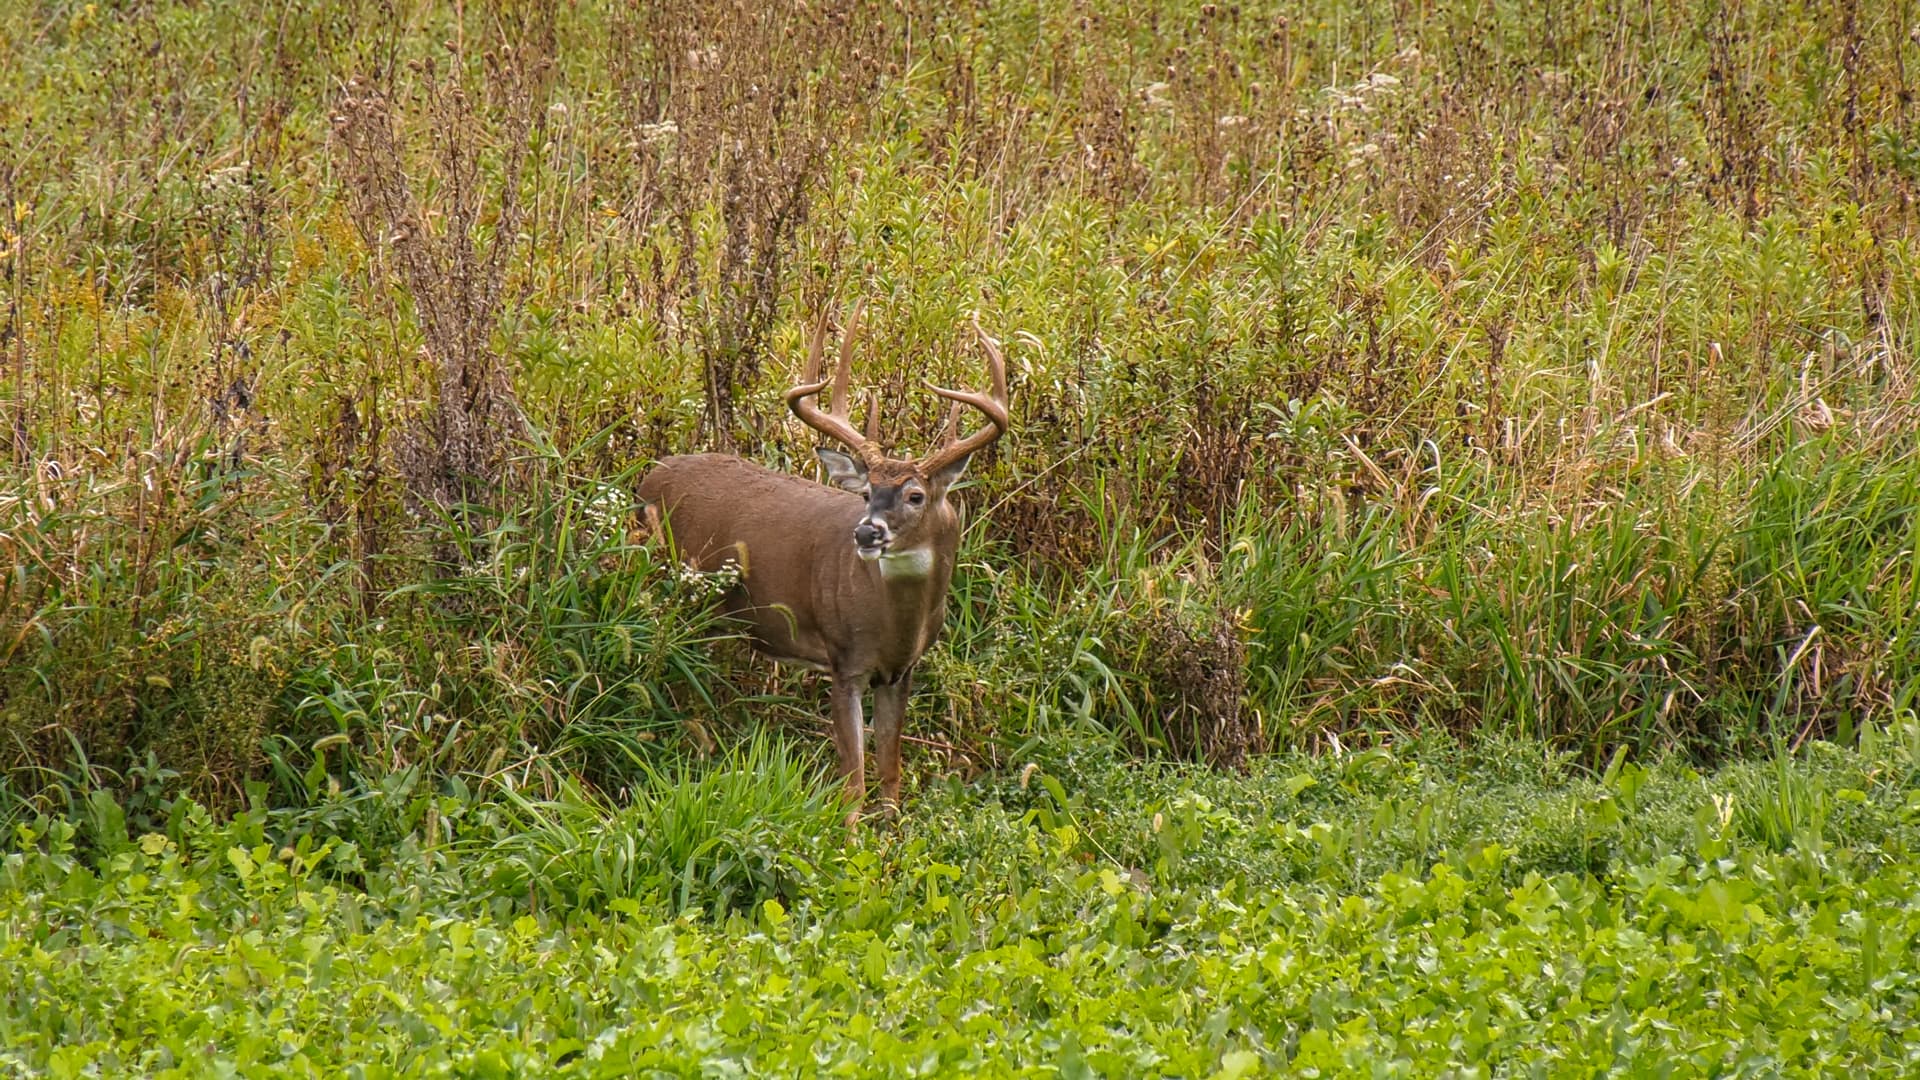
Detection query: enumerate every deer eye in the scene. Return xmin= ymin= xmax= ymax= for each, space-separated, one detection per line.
xmin=906 ymin=490 xmax=926 ymax=506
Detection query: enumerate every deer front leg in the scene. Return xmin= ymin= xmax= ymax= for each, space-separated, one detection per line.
xmin=870 ymin=670 xmax=912 ymax=817
xmin=828 ymin=674 xmax=868 ymax=816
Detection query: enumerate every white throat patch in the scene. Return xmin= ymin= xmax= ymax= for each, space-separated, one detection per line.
xmin=877 ymin=547 xmax=934 ymax=580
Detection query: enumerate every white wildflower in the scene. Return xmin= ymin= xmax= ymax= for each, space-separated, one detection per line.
xmin=674 ymin=558 xmax=743 ymax=600
xmin=637 ymin=120 xmax=679 ymax=146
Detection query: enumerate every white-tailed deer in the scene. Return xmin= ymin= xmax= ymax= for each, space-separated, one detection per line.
xmin=639 ymin=302 xmax=1009 ymax=817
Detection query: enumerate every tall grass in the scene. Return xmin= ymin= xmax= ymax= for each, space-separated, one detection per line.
xmin=474 ymin=734 xmax=841 ymax=914
xmin=2 ymin=0 xmax=1918 ymax=816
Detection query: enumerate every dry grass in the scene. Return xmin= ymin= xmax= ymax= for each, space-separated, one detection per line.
xmin=0 ymin=0 xmax=1917 ymax=808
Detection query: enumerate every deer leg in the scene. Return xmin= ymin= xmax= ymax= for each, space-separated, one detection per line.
xmin=828 ymin=674 xmax=868 ymax=813
xmin=871 ymin=670 xmax=912 ymax=817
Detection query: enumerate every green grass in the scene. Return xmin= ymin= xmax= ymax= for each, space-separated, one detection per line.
xmin=475 ymin=734 xmax=843 ymax=915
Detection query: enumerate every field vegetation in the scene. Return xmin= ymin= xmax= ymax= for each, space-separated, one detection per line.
xmin=3 ymin=0 xmax=1920 ymax=1072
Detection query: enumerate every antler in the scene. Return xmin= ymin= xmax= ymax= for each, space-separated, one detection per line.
xmin=785 ymin=300 xmax=885 ymax=468
xmin=919 ymin=312 xmax=1010 ymax=475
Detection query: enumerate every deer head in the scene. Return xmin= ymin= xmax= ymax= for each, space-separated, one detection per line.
xmin=785 ymin=301 xmax=1009 ymax=567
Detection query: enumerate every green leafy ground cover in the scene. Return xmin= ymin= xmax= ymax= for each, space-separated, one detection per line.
xmin=8 ymin=728 xmax=1920 ymax=1076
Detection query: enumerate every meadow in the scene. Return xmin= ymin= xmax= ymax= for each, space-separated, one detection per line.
xmin=3 ymin=0 xmax=1920 ymax=1073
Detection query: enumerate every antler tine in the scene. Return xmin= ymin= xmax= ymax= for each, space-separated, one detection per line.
xmin=920 ymin=312 xmax=1011 ymax=474
xmin=800 ymin=305 xmax=831 ymax=384
xmin=784 ymin=300 xmax=882 ymax=465
xmin=833 ymin=298 xmax=864 ymax=416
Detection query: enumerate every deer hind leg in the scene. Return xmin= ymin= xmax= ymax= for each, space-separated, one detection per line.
xmin=871 ymin=670 xmax=912 ymax=817
xmin=635 ymin=501 xmax=663 ymax=545
xmin=828 ymin=674 xmax=868 ymax=816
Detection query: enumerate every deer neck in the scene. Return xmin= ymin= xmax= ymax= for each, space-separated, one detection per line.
xmin=857 ymin=539 xmax=952 ymax=663
xmin=877 ymin=547 xmax=935 ymax=580
xmin=869 ymin=544 xmax=947 ymax=609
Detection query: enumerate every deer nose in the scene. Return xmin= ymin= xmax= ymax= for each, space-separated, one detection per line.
xmin=854 ymin=521 xmax=888 ymax=549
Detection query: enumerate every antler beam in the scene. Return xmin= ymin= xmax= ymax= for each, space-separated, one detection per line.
xmin=919 ymin=313 xmax=1010 ymax=475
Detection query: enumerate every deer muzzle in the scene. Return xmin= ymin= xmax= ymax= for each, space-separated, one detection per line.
xmin=853 ymin=519 xmax=889 ymax=560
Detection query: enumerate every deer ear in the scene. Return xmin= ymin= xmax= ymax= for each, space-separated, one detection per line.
xmin=816 ymin=448 xmax=869 ymax=493
xmin=929 ymin=452 xmax=971 ymax=489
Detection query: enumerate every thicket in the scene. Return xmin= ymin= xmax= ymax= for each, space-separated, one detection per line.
xmin=1 ymin=0 xmax=1918 ymax=819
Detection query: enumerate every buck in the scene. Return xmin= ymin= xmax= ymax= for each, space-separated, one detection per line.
xmin=639 ymin=302 xmax=1009 ymax=817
